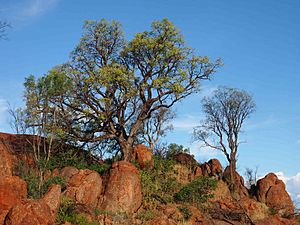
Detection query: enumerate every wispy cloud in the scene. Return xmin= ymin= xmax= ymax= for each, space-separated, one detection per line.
xmin=246 ymin=115 xmax=278 ymax=130
xmin=172 ymin=114 xmax=200 ymax=132
xmin=296 ymin=140 xmax=300 ymax=144
xmin=0 ymin=97 xmax=8 ymax=131
xmin=2 ymin=0 xmax=59 ymax=22
xmin=189 ymin=141 xmax=223 ymax=163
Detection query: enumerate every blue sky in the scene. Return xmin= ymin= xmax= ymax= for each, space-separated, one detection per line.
xmin=0 ymin=0 xmax=299 ymax=201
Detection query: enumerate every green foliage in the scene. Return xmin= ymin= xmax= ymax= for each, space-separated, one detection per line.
xmin=175 ymin=176 xmax=217 ymax=207
xmin=56 ymin=196 xmax=99 ymax=225
xmin=23 ymin=18 xmax=221 ymax=161
xmin=177 ymin=206 xmax=192 ymax=221
xmin=15 ymin=161 xmax=65 ymax=199
xmin=135 ymin=210 xmax=155 ymax=221
xmin=165 ymin=143 xmax=190 ymax=158
xmin=139 ymin=155 xmax=181 ymax=208
xmin=47 ymin=149 xmax=111 ymax=175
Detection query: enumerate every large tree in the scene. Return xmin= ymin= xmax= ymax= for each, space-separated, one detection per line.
xmin=194 ymin=87 xmax=255 ymax=190
xmin=26 ymin=19 xmax=221 ymax=161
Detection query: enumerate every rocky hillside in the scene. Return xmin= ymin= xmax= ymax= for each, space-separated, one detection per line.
xmin=0 ymin=132 xmax=299 ymax=225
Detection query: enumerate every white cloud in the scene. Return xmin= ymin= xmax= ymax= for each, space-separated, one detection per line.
xmin=296 ymin=140 xmax=300 ymax=144
xmin=0 ymin=97 xmax=8 ymax=130
xmin=21 ymin=0 xmax=59 ymax=18
xmin=172 ymin=114 xmax=200 ymax=132
xmin=2 ymin=0 xmax=59 ymax=22
xmin=189 ymin=141 xmax=222 ymax=163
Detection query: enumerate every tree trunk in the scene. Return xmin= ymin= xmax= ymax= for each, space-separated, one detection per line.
xmin=229 ymin=158 xmax=237 ymax=192
xmin=119 ymin=138 xmax=134 ymax=162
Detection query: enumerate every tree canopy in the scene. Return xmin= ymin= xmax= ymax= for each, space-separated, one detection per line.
xmin=194 ymin=86 xmax=255 ymax=190
xmin=24 ymin=18 xmax=221 ymax=161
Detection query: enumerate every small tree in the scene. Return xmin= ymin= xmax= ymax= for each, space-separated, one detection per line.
xmin=141 ymin=107 xmax=175 ymax=151
xmin=26 ymin=19 xmax=221 ymax=161
xmin=194 ymin=87 xmax=255 ymax=191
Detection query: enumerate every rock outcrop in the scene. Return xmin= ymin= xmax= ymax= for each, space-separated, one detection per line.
xmin=63 ymin=169 xmax=102 ymax=209
xmin=133 ymin=144 xmax=154 ymax=169
xmin=43 ymin=184 xmax=61 ymax=217
xmin=4 ymin=199 xmax=55 ymax=225
xmin=201 ymin=158 xmax=222 ymax=177
xmin=0 ymin=176 xmax=27 ymax=224
xmin=99 ymin=161 xmax=142 ymax=213
xmin=256 ymin=173 xmax=294 ymax=216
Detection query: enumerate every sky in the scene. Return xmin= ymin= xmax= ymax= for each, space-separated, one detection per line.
xmin=0 ymin=0 xmax=299 ymax=204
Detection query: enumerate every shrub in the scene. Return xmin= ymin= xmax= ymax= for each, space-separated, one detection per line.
xmin=56 ymin=196 xmax=99 ymax=225
xmin=175 ymin=176 xmax=217 ymax=207
xmin=177 ymin=206 xmax=192 ymax=221
xmin=139 ymin=155 xmax=181 ymax=208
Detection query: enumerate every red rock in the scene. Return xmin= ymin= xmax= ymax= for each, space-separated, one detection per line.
xmin=256 ymin=173 xmax=294 ymax=216
xmin=61 ymin=166 xmax=79 ymax=183
xmin=149 ymin=215 xmax=177 ymax=225
xmin=4 ymin=199 xmax=55 ymax=225
xmin=42 ymin=184 xmax=61 ymax=217
xmin=207 ymin=159 xmax=222 ymax=176
xmin=255 ymin=215 xmax=297 ymax=225
xmin=99 ymin=161 xmax=142 ymax=213
xmin=133 ymin=144 xmax=154 ymax=169
xmin=201 ymin=163 xmax=211 ymax=177
xmin=172 ymin=153 xmax=198 ymax=167
xmin=64 ymin=169 xmax=102 ymax=209
xmin=0 ymin=139 xmax=13 ymax=176
xmin=0 ymin=176 xmax=27 ymax=224
xmin=194 ymin=166 xmax=202 ymax=177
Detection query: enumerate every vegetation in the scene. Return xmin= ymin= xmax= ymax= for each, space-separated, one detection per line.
xmin=23 ymin=18 xmax=221 ymax=162
xmin=56 ymin=196 xmax=99 ymax=225
xmin=194 ymin=86 xmax=255 ymax=191
xmin=139 ymin=155 xmax=180 ymax=208
xmin=175 ymin=176 xmax=217 ymax=207
xmin=177 ymin=206 xmax=192 ymax=221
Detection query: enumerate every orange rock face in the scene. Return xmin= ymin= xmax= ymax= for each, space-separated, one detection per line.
xmin=133 ymin=144 xmax=154 ymax=169
xmin=63 ymin=169 xmax=102 ymax=209
xmin=99 ymin=161 xmax=142 ymax=213
xmin=4 ymin=199 xmax=55 ymax=225
xmin=42 ymin=184 xmax=61 ymax=217
xmin=0 ymin=138 xmax=13 ymax=176
xmin=256 ymin=173 xmax=294 ymax=215
xmin=0 ymin=176 xmax=27 ymax=224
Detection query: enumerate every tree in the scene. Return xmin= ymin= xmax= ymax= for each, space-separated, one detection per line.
xmin=26 ymin=19 xmax=221 ymax=161
xmin=141 ymin=107 xmax=175 ymax=151
xmin=194 ymin=87 xmax=255 ymax=191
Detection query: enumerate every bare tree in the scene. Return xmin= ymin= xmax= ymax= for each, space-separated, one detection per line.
xmin=194 ymin=86 xmax=256 ymax=191
xmin=141 ymin=107 xmax=175 ymax=151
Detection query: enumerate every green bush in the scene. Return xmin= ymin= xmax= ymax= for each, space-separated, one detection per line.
xmin=139 ymin=155 xmax=181 ymax=208
xmin=177 ymin=206 xmax=192 ymax=221
xmin=175 ymin=176 xmax=217 ymax=207
xmin=56 ymin=196 xmax=99 ymax=225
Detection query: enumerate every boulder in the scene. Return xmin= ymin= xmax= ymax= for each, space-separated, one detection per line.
xmin=4 ymin=199 xmax=55 ymax=225
xmin=194 ymin=166 xmax=202 ymax=177
xmin=222 ymin=166 xmax=249 ymax=198
xmin=256 ymin=173 xmax=294 ymax=216
xmin=207 ymin=159 xmax=222 ymax=177
xmin=149 ymin=215 xmax=177 ymax=225
xmin=201 ymin=159 xmax=222 ymax=177
xmin=133 ymin=144 xmax=154 ymax=169
xmin=42 ymin=184 xmax=61 ymax=217
xmin=0 ymin=176 xmax=27 ymax=224
xmin=61 ymin=166 xmax=79 ymax=183
xmin=99 ymin=161 xmax=142 ymax=213
xmin=172 ymin=153 xmax=198 ymax=168
xmin=64 ymin=169 xmax=102 ymax=209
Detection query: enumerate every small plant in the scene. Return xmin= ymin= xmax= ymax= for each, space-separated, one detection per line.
xmin=136 ymin=210 xmax=155 ymax=221
xmin=175 ymin=176 xmax=217 ymax=207
xmin=178 ymin=206 xmax=192 ymax=221
xmin=56 ymin=196 xmax=99 ymax=225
